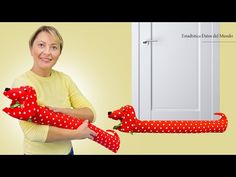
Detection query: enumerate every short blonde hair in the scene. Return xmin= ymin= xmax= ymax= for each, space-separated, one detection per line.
xmin=29 ymin=25 xmax=63 ymax=53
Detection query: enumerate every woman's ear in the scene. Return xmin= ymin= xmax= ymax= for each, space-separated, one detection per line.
xmin=29 ymin=46 xmax=33 ymax=56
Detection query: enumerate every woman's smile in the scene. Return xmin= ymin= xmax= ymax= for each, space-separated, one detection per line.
xmin=40 ymin=57 xmax=52 ymax=63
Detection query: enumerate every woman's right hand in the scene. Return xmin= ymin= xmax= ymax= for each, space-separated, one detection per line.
xmin=74 ymin=120 xmax=97 ymax=140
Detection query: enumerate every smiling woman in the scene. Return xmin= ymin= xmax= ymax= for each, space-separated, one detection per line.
xmin=10 ymin=25 xmax=97 ymax=155
xmin=29 ymin=26 xmax=63 ymax=77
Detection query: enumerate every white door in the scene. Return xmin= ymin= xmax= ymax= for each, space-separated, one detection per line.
xmin=132 ymin=22 xmax=219 ymax=120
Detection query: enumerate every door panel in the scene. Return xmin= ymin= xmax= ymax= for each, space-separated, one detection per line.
xmin=133 ymin=22 xmax=219 ymax=120
xmin=152 ymin=23 xmax=199 ymax=110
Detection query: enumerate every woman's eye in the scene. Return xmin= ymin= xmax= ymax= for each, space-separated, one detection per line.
xmin=52 ymin=46 xmax=58 ymax=51
xmin=38 ymin=43 xmax=44 ymax=48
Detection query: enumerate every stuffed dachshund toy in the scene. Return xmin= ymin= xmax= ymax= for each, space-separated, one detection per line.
xmin=108 ymin=105 xmax=228 ymax=133
xmin=2 ymin=86 xmax=120 ymax=153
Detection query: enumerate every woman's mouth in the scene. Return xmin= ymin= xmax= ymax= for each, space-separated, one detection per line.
xmin=40 ymin=57 xmax=52 ymax=62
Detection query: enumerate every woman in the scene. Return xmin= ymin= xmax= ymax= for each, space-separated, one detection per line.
xmin=12 ymin=25 xmax=97 ymax=155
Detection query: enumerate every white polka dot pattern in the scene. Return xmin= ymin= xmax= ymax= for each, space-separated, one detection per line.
xmin=2 ymin=86 xmax=120 ymax=153
xmin=108 ymin=105 xmax=228 ymax=134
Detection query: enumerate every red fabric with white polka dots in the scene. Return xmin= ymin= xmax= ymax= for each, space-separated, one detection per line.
xmin=2 ymin=86 xmax=120 ymax=153
xmin=108 ymin=105 xmax=228 ymax=133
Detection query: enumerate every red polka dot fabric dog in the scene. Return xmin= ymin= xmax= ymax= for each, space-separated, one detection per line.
xmin=108 ymin=105 xmax=228 ymax=133
xmin=2 ymin=86 xmax=120 ymax=153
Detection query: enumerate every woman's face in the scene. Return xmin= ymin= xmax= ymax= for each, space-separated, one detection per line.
xmin=30 ymin=31 xmax=61 ymax=70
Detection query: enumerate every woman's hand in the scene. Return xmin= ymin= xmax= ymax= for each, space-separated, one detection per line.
xmin=74 ymin=120 xmax=97 ymax=140
xmin=46 ymin=120 xmax=97 ymax=142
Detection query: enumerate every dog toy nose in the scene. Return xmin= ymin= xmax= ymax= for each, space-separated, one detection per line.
xmin=4 ymin=88 xmax=10 ymax=91
xmin=108 ymin=112 xmax=112 ymax=116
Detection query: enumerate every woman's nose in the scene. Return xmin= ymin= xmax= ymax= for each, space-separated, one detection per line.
xmin=42 ymin=47 xmax=51 ymax=54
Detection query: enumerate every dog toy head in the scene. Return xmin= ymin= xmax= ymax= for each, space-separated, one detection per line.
xmin=108 ymin=105 xmax=136 ymax=120
xmin=108 ymin=105 xmax=137 ymax=132
xmin=2 ymin=86 xmax=38 ymax=120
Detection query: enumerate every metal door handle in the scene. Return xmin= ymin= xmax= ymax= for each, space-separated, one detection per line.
xmin=142 ymin=40 xmax=158 ymax=45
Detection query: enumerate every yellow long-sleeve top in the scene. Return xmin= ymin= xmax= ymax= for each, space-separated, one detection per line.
xmin=12 ymin=69 xmax=96 ymax=154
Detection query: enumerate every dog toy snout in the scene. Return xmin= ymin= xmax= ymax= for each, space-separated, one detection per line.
xmin=4 ymin=88 xmax=10 ymax=92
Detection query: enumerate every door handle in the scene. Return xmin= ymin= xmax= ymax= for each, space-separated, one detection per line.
xmin=142 ymin=40 xmax=158 ymax=45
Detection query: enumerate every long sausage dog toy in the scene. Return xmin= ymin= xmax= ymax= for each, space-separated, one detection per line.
xmin=2 ymin=86 xmax=120 ymax=153
xmin=108 ymin=105 xmax=228 ymax=133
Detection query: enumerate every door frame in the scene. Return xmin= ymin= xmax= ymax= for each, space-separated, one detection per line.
xmin=132 ymin=22 xmax=220 ymax=119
